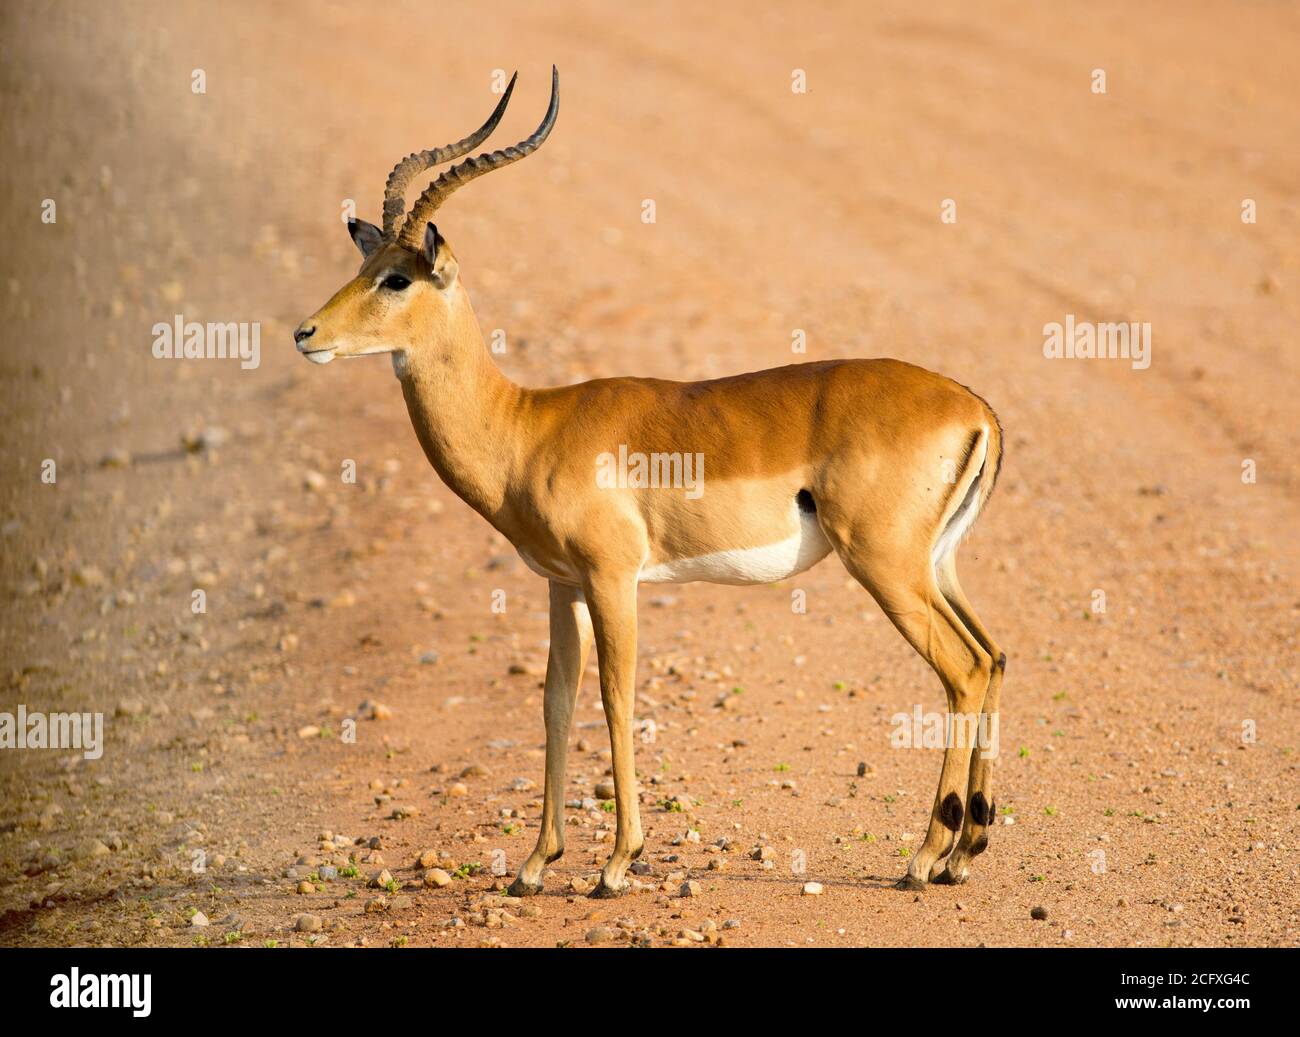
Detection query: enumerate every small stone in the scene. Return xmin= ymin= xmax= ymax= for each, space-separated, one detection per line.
xmin=364 ymin=897 xmax=389 ymax=914
xmin=99 ymin=448 xmax=131 ymax=469
xmin=802 ymin=881 xmax=824 ymax=896
xmin=190 ymin=911 xmax=209 ymax=927
xmin=357 ymin=699 xmax=390 ymax=720
xmin=77 ymin=839 xmax=111 ymax=859
xmin=585 ymin=926 xmax=616 ymax=944
xmin=294 ymin=913 xmax=322 ymax=933
xmin=594 ymin=781 xmax=616 ymax=800
xmin=680 ymin=880 xmax=703 ymax=898
xmin=369 ymin=869 xmax=394 ymax=888
xmin=72 ymin=566 xmax=105 ymax=588
xmin=423 ymin=868 xmax=452 ymax=889
xmin=417 ymin=849 xmax=440 ymax=868
xmin=1030 ymin=906 xmax=1049 ymax=921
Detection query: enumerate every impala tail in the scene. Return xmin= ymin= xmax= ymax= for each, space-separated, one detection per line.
xmin=932 ymin=402 xmax=1002 ymax=569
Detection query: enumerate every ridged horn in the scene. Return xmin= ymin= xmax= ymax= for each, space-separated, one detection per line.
xmin=380 ymin=72 xmax=518 ymax=237
xmin=398 ymin=66 xmax=559 ymax=249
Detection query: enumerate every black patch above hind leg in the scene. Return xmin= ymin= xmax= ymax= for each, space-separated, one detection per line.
xmin=969 ymin=791 xmax=990 ymax=827
xmin=940 ymin=791 xmax=964 ymax=831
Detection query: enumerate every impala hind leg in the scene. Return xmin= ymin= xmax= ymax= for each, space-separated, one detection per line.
xmin=838 ymin=552 xmax=994 ymax=889
xmin=583 ymin=573 xmax=643 ymax=898
xmin=508 ymin=581 xmax=593 ymax=897
xmin=931 ymin=555 xmax=1004 ymax=885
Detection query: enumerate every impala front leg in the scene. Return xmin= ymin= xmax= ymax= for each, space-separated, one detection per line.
xmin=508 ymin=581 xmax=593 ymax=896
xmin=584 ymin=572 xmax=643 ymax=898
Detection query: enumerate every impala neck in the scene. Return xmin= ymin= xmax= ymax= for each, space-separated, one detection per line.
xmin=394 ymin=294 xmax=524 ymax=521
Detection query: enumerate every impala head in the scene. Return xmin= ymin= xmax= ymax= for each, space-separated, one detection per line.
xmin=294 ymin=68 xmax=558 ymax=367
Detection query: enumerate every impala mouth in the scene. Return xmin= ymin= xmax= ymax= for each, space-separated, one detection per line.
xmin=301 ymin=347 xmax=336 ymax=365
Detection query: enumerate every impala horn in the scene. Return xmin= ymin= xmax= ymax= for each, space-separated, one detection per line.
xmin=397 ymin=65 xmax=559 ymax=250
xmin=380 ymin=72 xmax=518 ymax=238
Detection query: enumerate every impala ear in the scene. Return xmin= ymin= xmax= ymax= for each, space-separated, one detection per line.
xmin=347 ymin=217 xmax=384 ymax=258
xmin=421 ymin=222 xmax=458 ymax=290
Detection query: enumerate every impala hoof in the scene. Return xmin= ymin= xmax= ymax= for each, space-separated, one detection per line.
xmin=589 ymin=879 xmax=627 ymax=899
xmin=895 ymin=874 xmax=927 ymax=892
xmin=931 ymin=869 xmax=966 ymax=886
xmin=506 ymin=877 xmax=543 ymax=898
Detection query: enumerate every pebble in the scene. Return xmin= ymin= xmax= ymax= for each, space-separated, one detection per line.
xmin=296 ymin=880 xmax=314 ymax=894
xmin=680 ymin=880 xmax=703 ymax=898
xmin=1030 ymin=906 xmax=1049 ymax=921
xmin=294 ymin=914 xmax=322 ymax=933
xmin=190 ymin=911 xmax=209 ymax=927
xmin=369 ymin=869 xmax=394 ymax=888
xmin=424 ymin=868 xmax=452 ymax=888
xmin=594 ymin=781 xmax=616 ymax=800
xmin=802 ymin=882 xmax=824 ymax=896
xmin=586 ymin=926 xmax=616 ymax=944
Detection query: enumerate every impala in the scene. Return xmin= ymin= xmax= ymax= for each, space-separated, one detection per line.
xmin=294 ymin=69 xmax=1006 ymax=895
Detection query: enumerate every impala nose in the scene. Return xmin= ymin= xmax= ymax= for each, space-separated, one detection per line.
xmin=294 ymin=323 xmax=316 ymax=349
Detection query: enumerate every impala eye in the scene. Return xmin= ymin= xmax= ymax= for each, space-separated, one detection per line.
xmin=381 ymin=274 xmax=411 ymax=291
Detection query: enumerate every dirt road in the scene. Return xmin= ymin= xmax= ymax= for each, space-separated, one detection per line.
xmin=1 ymin=0 xmax=1297 ymax=947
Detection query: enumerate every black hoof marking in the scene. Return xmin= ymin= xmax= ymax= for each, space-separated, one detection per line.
xmin=930 ymin=869 xmax=959 ymax=885
xmin=969 ymin=791 xmax=990 ymax=827
xmin=589 ymin=880 xmax=627 ymax=899
xmin=941 ymin=791 xmax=964 ymax=831
xmin=988 ymin=798 xmax=997 ymax=823
xmin=506 ymin=878 xmax=543 ymax=898
xmin=544 ymin=848 xmax=564 ymax=864
xmin=630 ymin=844 xmax=645 ymax=861
xmin=996 ymin=652 xmax=1007 ymax=671
xmin=895 ymin=874 xmax=926 ymax=892
xmin=969 ymin=834 xmax=989 ymax=857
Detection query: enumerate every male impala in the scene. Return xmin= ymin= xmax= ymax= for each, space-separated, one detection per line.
xmin=295 ymin=69 xmax=1006 ymax=895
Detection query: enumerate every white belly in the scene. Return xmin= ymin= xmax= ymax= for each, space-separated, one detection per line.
xmin=639 ymin=511 xmax=832 ymax=586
